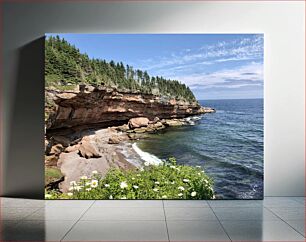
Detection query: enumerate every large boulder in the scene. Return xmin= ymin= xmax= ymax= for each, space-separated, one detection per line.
xmin=128 ymin=117 xmax=150 ymax=129
xmin=78 ymin=137 xmax=101 ymax=159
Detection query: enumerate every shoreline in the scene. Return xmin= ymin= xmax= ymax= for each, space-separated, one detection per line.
xmin=45 ymin=114 xmax=215 ymax=193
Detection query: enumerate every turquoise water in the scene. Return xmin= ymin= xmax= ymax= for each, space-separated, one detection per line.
xmin=136 ymin=99 xmax=264 ymax=199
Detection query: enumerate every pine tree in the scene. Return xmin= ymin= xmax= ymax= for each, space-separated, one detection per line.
xmin=45 ymin=35 xmax=196 ymax=102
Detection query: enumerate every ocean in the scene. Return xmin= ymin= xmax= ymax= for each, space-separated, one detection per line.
xmin=134 ymin=99 xmax=264 ymax=199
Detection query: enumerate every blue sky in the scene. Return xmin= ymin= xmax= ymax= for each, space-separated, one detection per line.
xmin=46 ymin=34 xmax=263 ymax=100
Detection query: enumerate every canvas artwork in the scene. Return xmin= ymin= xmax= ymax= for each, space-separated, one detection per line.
xmin=44 ymin=34 xmax=263 ymax=200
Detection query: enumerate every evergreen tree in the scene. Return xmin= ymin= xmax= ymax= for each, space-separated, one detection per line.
xmin=45 ymin=35 xmax=196 ymax=102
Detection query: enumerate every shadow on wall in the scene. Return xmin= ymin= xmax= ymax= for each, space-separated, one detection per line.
xmin=4 ymin=37 xmax=45 ymax=199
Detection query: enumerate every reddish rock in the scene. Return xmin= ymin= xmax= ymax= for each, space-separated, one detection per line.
xmin=78 ymin=138 xmax=101 ymax=159
xmin=45 ymin=86 xmax=207 ymax=130
xmin=128 ymin=117 xmax=150 ymax=129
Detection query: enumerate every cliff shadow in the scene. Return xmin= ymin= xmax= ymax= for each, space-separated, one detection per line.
xmin=4 ymin=37 xmax=45 ymax=199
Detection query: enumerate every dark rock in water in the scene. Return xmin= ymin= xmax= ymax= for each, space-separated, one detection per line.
xmin=127 ymin=133 xmax=148 ymax=140
xmin=164 ymin=119 xmax=184 ymax=127
xmin=199 ymin=106 xmax=216 ymax=113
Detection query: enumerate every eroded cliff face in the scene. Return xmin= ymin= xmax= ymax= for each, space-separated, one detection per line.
xmin=45 ymin=85 xmax=207 ymax=131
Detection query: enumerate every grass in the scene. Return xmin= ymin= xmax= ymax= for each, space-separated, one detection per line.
xmin=45 ymin=167 xmax=63 ymax=186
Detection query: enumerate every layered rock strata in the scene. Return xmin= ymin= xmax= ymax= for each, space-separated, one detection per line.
xmin=45 ymin=85 xmax=215 ymax=131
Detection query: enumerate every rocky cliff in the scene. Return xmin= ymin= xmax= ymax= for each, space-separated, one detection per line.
xmin=45 ymin=85 xmax=213 ymax=132
xmin=44 ymin=85 xmax=216 ymax=191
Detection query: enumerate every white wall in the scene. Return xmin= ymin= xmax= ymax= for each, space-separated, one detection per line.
xmin=2 ymin=1 xmax=305 ymax=197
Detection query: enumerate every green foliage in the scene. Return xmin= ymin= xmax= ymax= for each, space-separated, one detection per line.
xmin=45 ymin=167 xmax=63 ymax=186
xmin=45 ymin=35 xmax=197 ymax=102
xmin=45 ymin=158 xmax=214 ymax=200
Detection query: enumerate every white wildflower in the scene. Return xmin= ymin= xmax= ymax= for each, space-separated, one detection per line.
xmin=171 ymin=181 xmax=175 ymax=184
xmin=155 ymin=181 xmax=160 ymax=185
xmin=133 ymin=185 xmax=139 ymax=189
xmin=75 ymin=186 xmax=82 ymax=191
xmin=80 ymin=175 xmax=88 ymax=180
xmin=196 ymin=166 xmax=201 ymax=168
xmin=178 ymin=186 xmax=185 ymax=191
xmin=183 ymin=179 xmax=190 ymax=183
xmin=191 ymin=191 xmax=197 ymax=197
xmin=121 ymin=196 xmax=127 ymax=200
xmin=91 ymin=180 xmax=98 ymax=188
xmin=109 ymin=195 xmax=113 ymax=199
xmin=92 ymin=170 xmax=98 ymax=174
xmin=45 ymin=194 xmax=52 ymax=199
xmin=153 ymin=188 xmax=159 ymax=192
xmin=136 ymin=174 xmax=141 ymax=177
xmin=68 ymin=187 xmax=75 ymax=191
xmin=86 ymin=188 xmax=92 ymax=191
xmin=69 ymin=181 xmax=77 ymax=186
xmin=132 ymin=177 xmax=135 ymax=180
xmin=170 ymin=165 xmax=176 ymax=169
xmin=67 ymin=192 xmax=73 ymax=196
xmin=120 ymin=181 xmax=128 ymax=189
xmin=104 ymin=184 xmax=110 ymax=188
xmin=178 ymin=193 xmax=183 ymax=197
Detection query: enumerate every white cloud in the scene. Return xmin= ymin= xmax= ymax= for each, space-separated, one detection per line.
xmin=172 ymin=62 xmax=263 ymax=89
xmin=139 ymin=35 xmax=263 ymax=72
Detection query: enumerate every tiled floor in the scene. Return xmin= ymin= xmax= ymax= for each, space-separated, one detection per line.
xmin=0 ymin=197 xmax=304 ymax=241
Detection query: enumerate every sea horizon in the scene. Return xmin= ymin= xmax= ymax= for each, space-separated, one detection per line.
xmin=198 ymin=97 xmax=263 ymax=101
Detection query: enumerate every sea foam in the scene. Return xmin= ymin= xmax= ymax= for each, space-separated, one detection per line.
xmin=132 ymin=143 xmax=163 ymax=166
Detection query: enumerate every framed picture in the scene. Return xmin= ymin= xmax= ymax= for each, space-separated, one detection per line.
xmin=44 ymin=34 xmax=263 ymax=200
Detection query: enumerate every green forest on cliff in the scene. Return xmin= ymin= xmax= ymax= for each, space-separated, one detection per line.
xmin=45 ymin=36 xmax=196 ymax=102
